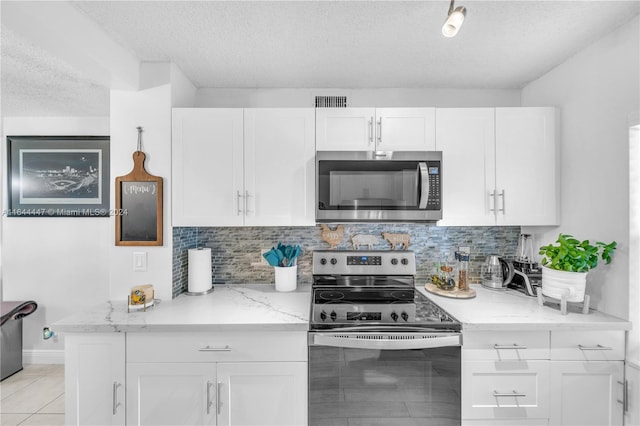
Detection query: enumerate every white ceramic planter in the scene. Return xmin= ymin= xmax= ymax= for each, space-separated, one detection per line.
xmin=541 ymin=265 xmax=587 ymax=302
xmin=274 ymin=265 xmax=297 ymax=292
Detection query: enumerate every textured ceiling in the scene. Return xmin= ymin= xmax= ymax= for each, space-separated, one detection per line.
xmin=2 ymin=0 xmax=639 ymax=117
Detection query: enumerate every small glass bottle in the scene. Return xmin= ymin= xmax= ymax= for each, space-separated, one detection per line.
xmin=455 ymin=251 xmax=470 ymax=291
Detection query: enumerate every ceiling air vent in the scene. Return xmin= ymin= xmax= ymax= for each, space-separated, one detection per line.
xmin=315 ymin=96 xmax=348 ymax=108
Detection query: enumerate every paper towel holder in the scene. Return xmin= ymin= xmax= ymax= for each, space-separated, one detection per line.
xmin=185 ymin=287 xmax=215 ymax=296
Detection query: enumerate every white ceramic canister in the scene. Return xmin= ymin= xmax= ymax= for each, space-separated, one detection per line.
xmin=274 ymin=265 xmax=297 ymax=292
xmin=541 ymin=266 xmax=587 ymax=302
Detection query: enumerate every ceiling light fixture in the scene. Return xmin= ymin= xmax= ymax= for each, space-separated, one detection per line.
xmin=442 ymin=0 xmax=466 ymax=38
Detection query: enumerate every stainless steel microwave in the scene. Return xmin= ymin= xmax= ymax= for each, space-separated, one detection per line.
xmin=316 ymin=151 xmax=442 ymax=222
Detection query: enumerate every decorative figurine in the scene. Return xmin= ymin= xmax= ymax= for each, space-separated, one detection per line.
xmin=320 ymin=224 xmax=345 ymax=249
xmin=351 ymin=234 xmax=380 ymax=250
xmin=382 ymin=232 xmax=410 ymax=250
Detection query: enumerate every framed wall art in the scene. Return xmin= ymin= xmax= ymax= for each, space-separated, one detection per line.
xmin=5 ymin=136 xmax=110 ymax=217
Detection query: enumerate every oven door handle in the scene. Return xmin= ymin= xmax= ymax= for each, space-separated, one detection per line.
xmin=310 ymin=332 xmax=461 ymax=350
xmin=418 ymin=162 xmax=429 ymax=209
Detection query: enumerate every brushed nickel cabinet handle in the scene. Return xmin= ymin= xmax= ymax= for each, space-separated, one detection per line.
xmin=198 ymin=345 xmax=232 ymax=352
xmin=244 ymin=190 xmax=252 ymax=214
xmin=489 ymin=190 xmax=497 ymax=213
xmin=206 ymin=381 xmax=213 ymax=414
xmin=368 ymin=118 xmax=374 ymax=144
xmin=377 ymin=118 xmax=382 ymax=144
xmin=578 ymin=344 xmax=613 ymax=351
xmin=236 ymin=190 xmax=244 ymax=215
xmin=617 ymin=380 xmax=628 ymax=412
xmin=217 ymin=381 xmax=223 ymax=415
xmin=112 ymin=382 xmax=121 ymax=415
xmin=494 ymin=344 xmax=527 ymax=350
xmin=498 ymin=189 xmax=505 ymax=214
xmin=493 ymin=390 xmax=526 ymax=398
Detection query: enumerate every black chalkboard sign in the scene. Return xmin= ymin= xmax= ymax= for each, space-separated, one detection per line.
xmin=115 ymin=151 xmax=163 ymax=246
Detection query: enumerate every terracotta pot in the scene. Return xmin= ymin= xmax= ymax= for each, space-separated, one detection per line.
xmin=541 ymin=265 xmax=587 ymax=302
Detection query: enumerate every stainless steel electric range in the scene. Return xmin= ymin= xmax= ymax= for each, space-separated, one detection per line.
xmin=308 ymin=250 xmax=462 ymax=426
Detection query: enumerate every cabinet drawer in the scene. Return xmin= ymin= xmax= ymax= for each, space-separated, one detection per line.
xmin=127 ymin=331 xmax=307 ymax=363
xmin=463 ymin=331 xmax=550 ymax=360
xmin=462 ymin=360 xmax=549 ymax=419
xmin=463 ymin=419 xmax=548 ymax=426
xmin=550 ymin=330 xmax=625 ymax=361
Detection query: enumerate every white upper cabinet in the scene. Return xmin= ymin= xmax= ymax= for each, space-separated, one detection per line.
xmin=436 ymin=107 xmax=559 ymax=226
xmin=172 ymin=108 xmax=315 ymax=227
xmin=244 ymin=108 xmax=315 ymax=226
xmin=172 ymin=108 xmax=244 ymax=227
xmin=495 ymin=107 xmax=559 ymax=226
xmin=316 ymin=107 xmax=435 ymax=151
xmin=436 ymin=108 xmax=497 ymax=226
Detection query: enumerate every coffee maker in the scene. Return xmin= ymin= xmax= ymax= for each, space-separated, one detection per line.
xmin=508 ymin=233 xmax=542 ymax=296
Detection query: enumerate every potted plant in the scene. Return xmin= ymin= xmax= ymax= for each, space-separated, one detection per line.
xmin=538 ymin=233 xmax=616 ymax=302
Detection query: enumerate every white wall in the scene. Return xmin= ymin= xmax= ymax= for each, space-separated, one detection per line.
xmin=521 ymin=16 xmax=640 ymax=318
xmin=1 ymin=117 xmax=110 ymax=361
xmin=196 ymin=87 xmax=521 ymax=108
xmin=109 ymin=62 xmax=196 ymax=301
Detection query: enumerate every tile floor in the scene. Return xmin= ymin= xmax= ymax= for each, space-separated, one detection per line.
xmin=0 ymin=364 xmax=65 ymax=426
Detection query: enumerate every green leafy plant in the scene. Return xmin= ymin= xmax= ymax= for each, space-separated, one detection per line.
xmin=539 ymin=233 xmax=617 ymax=273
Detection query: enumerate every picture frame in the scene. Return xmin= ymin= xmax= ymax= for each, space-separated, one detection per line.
xmin=115 ymin=151 xmax=163 ymax=246
xmin=6 ymin=136 xmax=110 ymax=217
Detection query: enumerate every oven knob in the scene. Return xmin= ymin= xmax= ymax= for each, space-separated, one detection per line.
xmin=401 ymin=312 xmax=409 ymax=322
xmin=330 ymin=258 xmax=337 ymax=265
xmin=320 ymin=311 xmax=327 ymax=321
xmin=390 ymin=312 xmax=399 ymax=322
xmin=401 ymin=258 xmax=409 ymax=265
xmin=330 ymin=311 xmax=337 ymax=321
xmin=391 ymin=258 xmax=398 ymax=265
xmin=320 ymin=258 xmax=327 ymax=265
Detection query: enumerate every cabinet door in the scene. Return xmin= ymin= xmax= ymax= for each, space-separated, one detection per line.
xmin=495 ymin=108 xmax=558 ymax=226
xmin=65 ymin=333 xmax=125 ymax=426
xmin=244 ymin=108 xmax=315 ymax=226
xmin=549 ymin=361 xmax=624 ymax=426
xmin=376 ymin=107 xmax=436 ymax=151
xmin=315 ymin=108 xmax=376 ymax=151
xmin=172 ymin=108 xmax=244 ymax=226
xmin=436 ymin=108 xmax=496 ymax=226
xmin=216 ymin=362 xmax=307 ymax=426
xmin=462 ymin=360 xmax=549 ymax=420
xmin=127 ymin=362 xmax=216 ymax=426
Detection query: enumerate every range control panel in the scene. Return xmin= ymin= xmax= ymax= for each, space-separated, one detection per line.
xmin=313 ymin=251 xmax=416 ymax=276
xmin=312 ymin=304 xmax=417 ymax=325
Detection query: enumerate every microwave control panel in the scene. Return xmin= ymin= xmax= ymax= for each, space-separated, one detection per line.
xmin=426 ymin=161 xmax=441 ymax=210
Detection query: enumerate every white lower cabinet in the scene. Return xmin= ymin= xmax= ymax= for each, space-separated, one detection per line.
xmin=65 ymin=333 xmax=126 ymax=426
xmin=217 ymin=362 xmax=307 ymax=426
xmin=127 ymin=363 xmax=216 ymax=426
xmin=126 ymin=331 xmax=308 ymax=426
xmin=549 ymin=361 xmax=624 ymax=426
xmin=463 ymin=360 xmax=549 ymax=420
xmin=126 ymin=361 xmax=307 ymax=426
xmin=462 ymin=329 xmax=626 ymax=426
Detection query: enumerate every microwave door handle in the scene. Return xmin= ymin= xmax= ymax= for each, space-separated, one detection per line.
xmin=418 ymin=162 xmax=429 ymax=209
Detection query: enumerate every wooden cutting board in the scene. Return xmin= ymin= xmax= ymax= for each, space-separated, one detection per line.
xmin=424 ymin=283 xmax=476 ymax=299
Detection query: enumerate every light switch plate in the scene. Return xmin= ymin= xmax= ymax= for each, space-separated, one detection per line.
xmin=133 ymin=252 xmax=147 ymax=272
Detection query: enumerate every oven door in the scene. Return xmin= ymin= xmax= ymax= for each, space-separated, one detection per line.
xmin=316 ymin=151 xmax=442 ymax=222
xmin=308 ymin=331 xmax=461 ymax=425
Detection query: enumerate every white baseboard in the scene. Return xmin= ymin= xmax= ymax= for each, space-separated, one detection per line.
xmin=23 ymin=349 xmax=65 ymax=365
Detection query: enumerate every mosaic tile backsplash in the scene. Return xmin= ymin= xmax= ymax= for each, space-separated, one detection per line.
xmin=173 ymin=225 xmax=521 ymax=298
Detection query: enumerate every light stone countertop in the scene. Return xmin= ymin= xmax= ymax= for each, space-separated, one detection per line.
xmin=55 ymin=282 xmax=631 ymax=334
xmin=54 ymin=284 xmax=311 ymax=333
xmin=417 ymin=284 xmax=632 ymax=331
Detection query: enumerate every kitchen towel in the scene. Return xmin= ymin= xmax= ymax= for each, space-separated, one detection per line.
xmin=188 ymin=248 xmax=212 ymax=293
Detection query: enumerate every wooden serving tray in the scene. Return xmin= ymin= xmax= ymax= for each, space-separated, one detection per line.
xmin=424 ymin=283 xmax=476 ymax=299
